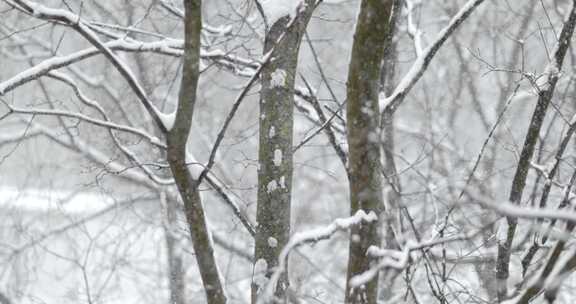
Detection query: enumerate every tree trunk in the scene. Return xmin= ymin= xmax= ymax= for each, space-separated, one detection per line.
xmin=378 ymin=1 xmax=403 ymax=301
xmin=167 ymin=1 xmax=226 ymax=303
xmin=345 ymin=1 xmax=394 ymax=303
xmin=162 ymin=192 xmax=185 ymax=304
xmin=252 ymin=4 xmax=315 ymax=303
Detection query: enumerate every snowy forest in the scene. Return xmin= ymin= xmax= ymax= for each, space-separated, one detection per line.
xmin=3 ymin=0 xmax=576 ymax=303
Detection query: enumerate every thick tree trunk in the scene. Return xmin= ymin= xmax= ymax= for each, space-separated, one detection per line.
xmin=166 ymin=1 xmax=226 ymax=303
xmin=345 ymin=1 xmax=394 ymax=303
xmin=252 ymin=4 xmax=315 ymax=303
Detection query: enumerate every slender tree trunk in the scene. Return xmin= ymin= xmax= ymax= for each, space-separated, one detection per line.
xmin=378 ymin=1 xmax=403 ymax=300
xmin=162 ymin=193 xmax=185 ymax=304
xmin=252 ymin=4 xmax=315 ymax=303
xmin=167 ymin=1 xmax=226 ymax=303
xmin=345 ymin=1 xmax=394 ymax=303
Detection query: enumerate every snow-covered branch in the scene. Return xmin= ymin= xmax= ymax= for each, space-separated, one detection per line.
xmin=257 ymin=210 xmax=378 ymax=303
xmin=8 ymin=0 xmax=176 ymax=133
xmin=349 ymin=247 xmax=410 ymax=288
xmin=350 ymin=223 xmax=491 ymax=288
xmin=380 ymin=0 xmax=486 ymax=114
xmin=405 ymin=0 xmax=424 ymax=57
xmin=477 ymin=199 xmax=576 ymax=223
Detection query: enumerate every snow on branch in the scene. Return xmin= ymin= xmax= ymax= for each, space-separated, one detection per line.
xmin=349 ymin=247 xmax=410 ymax=288
xmin=380 ymin=0 xmax=486 ymax=114
xmin=258 ymin=209 xmax=489 ymax=299
xmin=0 ymin=46 xmax=103 ymax=95
xmin=257 ymin=210 xmax=378 ymax=303
xmin=8 ymin=0 xmax=173 ymax=133
xmin=477 ymin=199 xmax=576 ymax=224
xmin=0 ymin=38 xmax=257 ymax=97
xmin=260 ymin=0 xmax=305 ymax=27
xmin=505 ymin=244 xmax=576 ymax=304
xmin=2 ymin=2 xmax=260 ymax=237
xmin=406 ymin=0 xmax=424 ymax=57
xmin=350 ymin=224 xmax=490 ymax=287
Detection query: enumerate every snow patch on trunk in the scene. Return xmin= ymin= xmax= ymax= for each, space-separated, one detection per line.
xmin=267 ymin=180 xmax=278 ymax=193
xmin=270 ymin=69 xmax=287 ymax=88
xmin=269 ymin=126 xmax=276 ymax=138
xmin=267 ymin=237 xmax=278 ymax=248
xmin=273 ymin=149 xmax=283 ymax=166
xmin=253 ymin=258 xmax=269 ymax=289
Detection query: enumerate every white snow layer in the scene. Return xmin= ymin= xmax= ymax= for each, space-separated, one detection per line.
xmin=260 ymin=0 xmax=304 ymax=26
xmin=157 ymin=111 xmax=176 ymax=131
xmin=258 ymin=210 xmax=378 ymax=303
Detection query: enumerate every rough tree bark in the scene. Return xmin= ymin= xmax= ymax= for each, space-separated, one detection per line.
xmin=344 ymin=0 xmax=394 ymax=303
xmin=166 ymin=1 xmax=227 ymax=303
xmin=162 ymin=193 xmax=185 ymax=304
xmin=252 ymin=2 xmax=316 ymax=303
xmin=495 ymin=1 xmax=576 ymax=301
